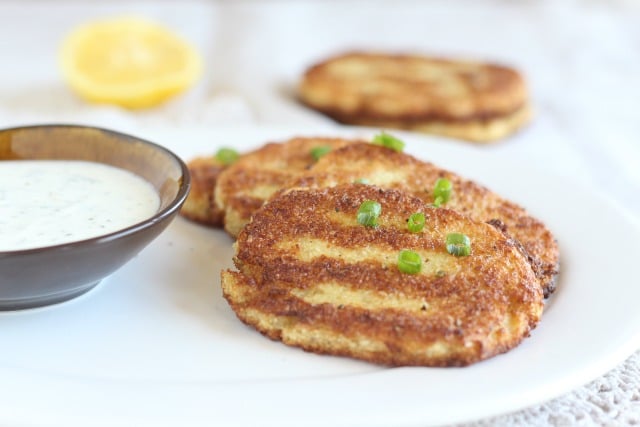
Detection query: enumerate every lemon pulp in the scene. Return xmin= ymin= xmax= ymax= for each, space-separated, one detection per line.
xmin=60 ymin=17 xmax=202 ymax=108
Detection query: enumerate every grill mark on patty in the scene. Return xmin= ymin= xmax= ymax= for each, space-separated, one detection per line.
xmin=311 ymin=102 xmax=530 ymax=125
xmin=291 ymin=143 xmax=559 ymax=296
xmin=228 ymin=272 xmax=511 ymax=345
xmin=214 ymin=137 xmax=357 ymax=236
xmin=299 ymin=52 xmax=528 ymax=122
xmin=223 ymin=184 xmax=544 ymax=366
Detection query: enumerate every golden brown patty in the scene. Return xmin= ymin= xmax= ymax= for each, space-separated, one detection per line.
xmin=298 ymin=52 xmax=531 ymax=142
xmin=222 ymin=184 xmax=543 ymax=367
xmin=180 ymin=156 xmax=226 ymax=227
xmin=214 ymin=137 xmax=355 ymax=237
xmin=293 ymin=142 xmax=559 ymax=296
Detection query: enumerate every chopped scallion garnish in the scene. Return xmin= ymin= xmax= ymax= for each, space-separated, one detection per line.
xmin=214 ymin=147 xmax=239 ymax=165
xmin=356 ymin=200 xmax=381 ymax=227
xmin=446 ymin=233 xmax=471 ymax=256
xmin=433 ymin=178 xmax=452 ymax=207
xmin=372 ymin=132 xmax=405 ymax=152
xmin=310 ymin=145 xmax=332 ymax=161
xmin=407 ymin=212 xmax=425 ymax=233
xmin=353 ymin=178 xmax=370 ymax=185
xmin=398 ymin=250 xmax=422 ymax=274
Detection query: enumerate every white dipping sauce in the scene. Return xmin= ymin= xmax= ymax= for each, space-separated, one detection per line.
xmin=0 ymin=160 xmax=160 ymax=251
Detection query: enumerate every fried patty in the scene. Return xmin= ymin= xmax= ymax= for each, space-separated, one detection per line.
xmin=298 ymin=52 xmax=531 ymax=142
xmin=292 ymin=142 xmax=559 ymax=296
xmin=222 ymin=184 xmax=543 ymax=367
xmin=214 ymin=137 xmax=355 ymax=237
xmin=180 ymin=156 xmax=227 ymax=227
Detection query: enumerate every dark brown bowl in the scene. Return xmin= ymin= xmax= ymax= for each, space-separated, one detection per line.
xmin=0 ymin=125 xmax=190 ymax=310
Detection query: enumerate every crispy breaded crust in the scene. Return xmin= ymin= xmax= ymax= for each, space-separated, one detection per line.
xmin=214 ymin=137 xmax=355 ymax=237
xmin=293 ymin=143 xmax=559 ymax=296
xmin=299 ymin=52 xmax=531 ymax=142
xmin=344 ymin=104 xmax=532 ymax=143
xmin=222 ymin=184 xmax=543 ymax=367
xmin=180 ymin=156 xmax=226 ymax=227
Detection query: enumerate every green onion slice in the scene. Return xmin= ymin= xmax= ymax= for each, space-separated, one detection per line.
xmin=357 ymin=200 xmax=381 ymax=227
xmin=215 ymin=147 xmax=240 ymax=165
xmin=407 ymin=212 xmax=425 ymax=233
xmin=446 ymin=233 xmax=471 ymax=256
xmin=310 ymin=145 xmax=332 ymax=161
xmin=433 ymin=178 xmax=452 ymax=207
xmin=398 ymin=250 xmax=422 ymax=274
xmin=372 ymin=132 xmax=405 ymax=152
xmin=353 ymin=178 xmax=370 ymax=185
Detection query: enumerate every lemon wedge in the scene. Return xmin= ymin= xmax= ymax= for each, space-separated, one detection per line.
xmin=59 ymin=17 xmax=202 ymax=109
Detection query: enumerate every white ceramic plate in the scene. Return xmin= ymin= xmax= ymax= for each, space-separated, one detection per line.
xmin=2 ymin=126 xmax=639 ymax=427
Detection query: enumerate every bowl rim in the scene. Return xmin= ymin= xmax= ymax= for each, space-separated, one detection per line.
xmin=0 ymin=123 xmax=191 ymax=255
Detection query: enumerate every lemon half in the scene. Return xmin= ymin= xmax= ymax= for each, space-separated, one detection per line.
xmin=60 ymin=17 xmax=202 ymax=109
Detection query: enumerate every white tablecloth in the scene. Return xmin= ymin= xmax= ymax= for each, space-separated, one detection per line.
xmin=1 ymin=1 xmax=638 ymax=425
